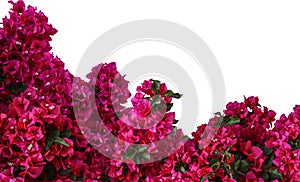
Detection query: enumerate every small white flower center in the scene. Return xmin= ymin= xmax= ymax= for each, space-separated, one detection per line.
xmin=27 ymin=144 xmax=33 ymax=150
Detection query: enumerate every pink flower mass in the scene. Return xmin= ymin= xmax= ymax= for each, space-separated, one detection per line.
xmin=0 ymin=1 xmax=299 ymax=181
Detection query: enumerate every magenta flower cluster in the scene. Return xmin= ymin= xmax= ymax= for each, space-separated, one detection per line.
xmin=1 ymin=1 xmax=300 ymax=181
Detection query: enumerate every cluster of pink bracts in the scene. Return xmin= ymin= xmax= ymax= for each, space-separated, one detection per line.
xmin=0 ymin=1 xmax=300 ymax=181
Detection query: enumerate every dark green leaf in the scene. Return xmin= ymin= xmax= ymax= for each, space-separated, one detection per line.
xmin=237 ymin=171 xmax=246 ymax=176
xmin=239 ymin=160 xmax=249 ymax=173
xmin=214 ymin=150 xmax=222 ymax=155
xmin=161 ymin=158 xmax=167 ymax=164
xmin=59 ymin=168 xmax=72 ymax=176
xmin=234 ymin=153 xmax=243 ymax=161
xmin=210 ymin=158 xmax=219 ymax=168
xmin=223 ymin=117 xmax=241 ymax=126
xmin=53 ymin=129 xmax=60 ymax=138
xmin=164 ymin=90 xmax=182 ymax=99
xmin=54 ymin=137 xmax=69 ymax=147
xmin=223 ymin=163 xmax=232 ymax=171
xmin=261 ymin=146 xmax=274 ymax=156
xmin=210 ymin=159 xmax=220 ymax=169
xmin=45 ymin=163 xmax=55 ymax=180
xmin=182 ymin=135 xmax=190 ymax=141
xmin=225 ymin=151 xmax=231 ymax=160
xmin=225 ymin=145 xmax=232 ymax=152
xmin=264 ymin=154 xmax=274 ymax=169
xmin=233 ymin=160 xmax=240 ymax=171
xmin=166 ymin=103 xmax=173 ymax=112
xmin=71 ymin=175 xmax=76 ymax=182
xmin=296 ymin=136 xmax=300 ymax=143
xmin=60 ymin=130 xmax=71 ymax=138
xmin=261 ymin=172 xmax=269 ymax=181
xmin=268 ymin=169 xmax=283 ymax=180
xmin=45 ymin=139 xmax=53 ymax=151
xmin=77 ymin=174 xmax=84 ymax=181
xmin=200 ymin=175 xmax=210 ymax=182
xmin=18 ymin=84 xmax=27 ymax=93
xmin=151 ymin=80 xmax=161 ymax=91
xmin=173 ymin=119 xmax=179 ymax=124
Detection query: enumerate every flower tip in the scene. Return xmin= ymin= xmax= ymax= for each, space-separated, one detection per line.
xmin=10 ymin=0 xmax=26 ymax=13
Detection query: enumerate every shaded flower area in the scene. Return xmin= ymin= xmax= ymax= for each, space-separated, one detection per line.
xmin=0 ymin=1 xmax=300 ymax=181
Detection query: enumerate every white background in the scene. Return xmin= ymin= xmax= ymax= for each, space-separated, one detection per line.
xmin=1 ymin=1 xmax=300 ymax=126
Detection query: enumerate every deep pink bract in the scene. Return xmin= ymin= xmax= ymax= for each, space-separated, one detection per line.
xmin=0 ymin=1 xmax=299 ymax=181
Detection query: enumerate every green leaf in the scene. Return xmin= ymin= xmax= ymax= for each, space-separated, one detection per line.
xmin=225 ymin=151 xmax=231 ymax=160
xmin=237 ymin=171 xmax=246 ymax=176
xmin=53 ymin=129 xmax=60 ymax=138
xmin=268 ymin=169 xmax=283 ymax=180
xmin=60 ymin=130 xmax=71 ymax=138
xmin=140 ymin=152 xmax=151 ymax=161
xmin=261 ymin=172 xmax=269 ymax=181
xmin=210 ymin=158 xmax=220 ymax=168
xmin=151 ymin=80 xmax=161 ymax=91
xmin=54 ymin=137 xmax=69 ymax=147
xmin=173 ymin=119 xmax=179 ymax=124
xmin=45 ymin=139 xmax=53 ymax=151
xmin=164 ymin=90 xmax=182 ymax=99
xmin=133 ymin=156 xmax=141 ymax=164
xmin=151 ymin=95 xmax=161 ymax=107
xmin=182 ymin=135 xmax=190 ymax=141
xmin=223 ymin=163 xmax=232 ymax=171
xmin=161 ymin=158 xmax=167 ymax=164
xmin=234 ymin=153 xmax=243 ymax=161
xmin=179 ymin=166 xmax=185 ymax=173
xmin=296 ymin=136 xmax=300 ymax=143
xmin=200 ymin=175 xmax=210 ymax=182
xmin=71 ymin=175 xmax=77 ymax=182
xmin=59 ymin=168 xmax=72 ymax=176
xmin=233 ymin=160 xmax=240 ymax=171
xmin=225 ymin=145 xmax=232 ymax=152
xmin=124 ymin=147 xmax=137 ymax=160
xmin=210 ymin=159 xmax=220 ymax=169
xmin=214 ymin=150 xmax=222 ymax=155
xmin=239 ymin=160 xmax=249 ymax=173
xmin=18 ymin=84 xmax=27 ymax=93
xmin=166 ymin=103 xmax=173 ymax=112
xmin=264 ymin=154 xmax=274 ymax=169
xmin=261 ymin=146 xmax=274 ymax=156
xmin=77 ymin=174 xmax=84 ymax=181
xmin=137 ymin=146 xmax=148 ymax=153
xmin=45 ymin=163 xmax=55 ymax=180
xmin=223 ymin=117 xmax=241 ymax=126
